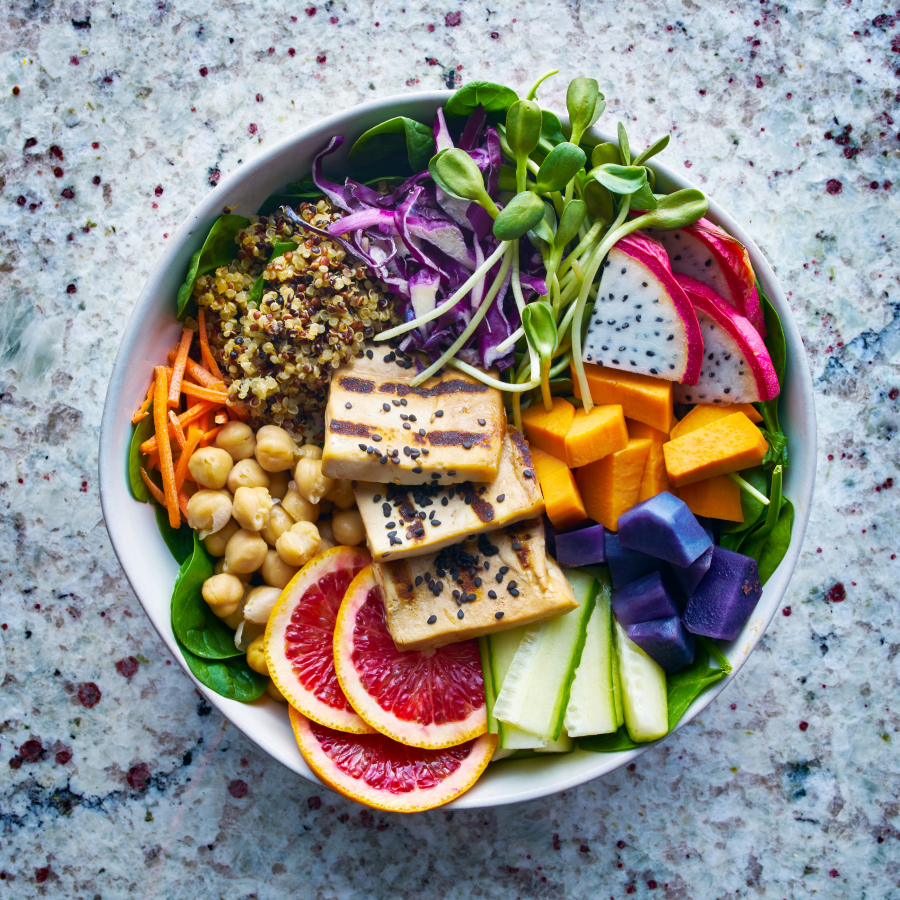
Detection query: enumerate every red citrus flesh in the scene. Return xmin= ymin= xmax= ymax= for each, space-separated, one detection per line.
xmin=333 ymin=565 xmax=487 ymax=749
xmin=266 ymin=546 xmax=374 ymax=734
xmin=290 ymin=707 xmax=496 ymax=812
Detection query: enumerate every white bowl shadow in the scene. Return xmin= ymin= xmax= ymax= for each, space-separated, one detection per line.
xmin=98 ymin=91 xmax=817 ymax=810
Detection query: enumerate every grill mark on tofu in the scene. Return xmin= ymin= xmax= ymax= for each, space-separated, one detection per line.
xmin=376 ymin=378 xmax=490 ymax=398
xmin=427 ymin=430 xmax=489 ymax=448
xmin=337 ymin=376 xmax=376 ymax=394
xmin=509 ymin=427 xmax=534 ymax=470
xmin=329 ymin=419 xmax=375 ymax=438
xmin=470 ymin=493 xmax=495 ymax=524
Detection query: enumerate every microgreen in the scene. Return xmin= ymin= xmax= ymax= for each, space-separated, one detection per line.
xmin=429 ymin=148 xmax=499 ymax=217
xmin=534 ymin=142 xmax=587 ymax=194
xmin=566 ymin=78 xmax=604 ymax=146
xmin=493 ymin=191 xmax=546 ymax=240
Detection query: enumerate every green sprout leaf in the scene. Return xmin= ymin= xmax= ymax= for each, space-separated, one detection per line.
xmin=430 ymin=149 xmax=499 ymax=216
xmin=522 ymin=301 xmax=559 ymax=359
xmin=629 ymin=178 xmax=659 ymax=211
xmin=566 ymin=77 xmax=604 ymax=145
xmin=617 ymin=122 xmax=631 ymax=165
xmin=445 ymin=81 xmax=519 ymax=117
xmin=541 ymin=110 xmax=567 ymax=147
xmin=590 ymin=142 xmax=621 ymax=169
xmin=583 ymin=179 xmax=615 ymax=224
xmin=534 ymin=142 xmax=587 ymax=194
xmin=347 ymin=116 xmax=436 ymax=173
xmin=506 ymin=99 xmax=543 ymax=157
xmin=589 ymin=164 xmax=648 ymax=196
xmin=493 ymin=191 xmax=546 ymax=241
xmin=128 ymin=401 xmax=156 ymax=502
xmin=633 ymin=134 xmax=671 ymax=166
xmin=555 ymin=200 xmax=586 ymax=249
xmin=635 ymin=188 xmax=708 ymax=230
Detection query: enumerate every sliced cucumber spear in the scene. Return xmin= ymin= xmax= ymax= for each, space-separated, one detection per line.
xmin=536 ymin=730 xmax=575 ymax=753
xmin=613 ymin=619 xmax=668 ymax=742
xmin=493 ymin=569 xmax=598 ymax=741
xmin=611 ymin=637 xmax=625 ymax=729
xmin=564 ymin=566 xmax=617 ymax=737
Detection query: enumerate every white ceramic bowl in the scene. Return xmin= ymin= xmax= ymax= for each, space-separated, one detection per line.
xmin=99 ymin=91 xmax=816 ymax=809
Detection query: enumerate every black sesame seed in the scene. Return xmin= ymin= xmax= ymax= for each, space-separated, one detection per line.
xmin=488 ymin=590 xmax=497 ymax=599
xmin=431 ymin=519 xmax=441 ymax=527
xmin=409 ymin=414 xmax=417 ymax=422
xmin=483 ymin=561 xmax=490 ymax=570
xmin=383 ymin=403 xmax=391 ymax=412
xmin=345 ymin=402 xmax=352 ymax=409
xmin=383 ymin=503 xmax=392 ymax=517
xmin=496 ymin=493 xmax=505 ymax=503
xmin=380 ymin=456 xmax=388 ymax=465
xmin=435 ymin=409 xmax=444 ymax=417
xmin=366 ymin=349 xmax=373 ymax=359
xmin=496 ymin=573 xmax=503 ymax=583
xmin=507 ymin=580 xmax=518 ymax=590
xmin=358 ymin=443 xmax=367 ymax=451
xmin=509 ymin=588 xmax=520 ymax=597
xmin=392 ymin=399 xmax=401 ymax=406
xmin=499 ymin=566 xmax=509 ymax=575
xmin=441 ymin=497 xmax=449 ymax=506
xmin=474 ymin=577 xmax=482 ymax=587
xmin=390 ymin=457 xmax=400 ymax=464
xmin=383 ymin=552 xmax=390 ymax=558
xmin=400 ymin=413 xmax=408 ymax=420
xmin=495 ymin=611 xmax=504 ymax=619
xmin=523 ymin=470 xmax=533 ymax=479
xmin=511 ymin=541 xmax=523 ymax=551
xmin=373 ymin=494 xmax=382 ymax=502
xmin=385 ymin=521 xmax=396 ymax=529
xmin=419 ymin=428 xmax=426 ymax=436
xmin=372 ymin=434 xmax=382 ymax=442
xmin=457 ymin=609 xmax=464 ymax=619
xmin=448 ymin=470 xmax=456 ymax=476
xmin=415 ymin=575 xmax=423 ymax=586
xmin=453 ymin=589 xmax=460 ymax=599
xmin=477 ymin=418 xmax=486 ymax=426
xmin=403 ymin=422 xmax=411 ymax=430
xmin=400 ymin=398 xmax=408 ymax=406
xmin=427 ymin=615 xmax=437 ymax=624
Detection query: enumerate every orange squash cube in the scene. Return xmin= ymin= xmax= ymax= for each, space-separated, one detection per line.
xmin=677 ymin=476 xmax=744 ymax=522
xmin=576 ymin=438 xmax=652 ymax=532
xmin=564 ymin=404 xmax=628 ymax=468
xmin=638 ymin=441 xmax=671 ymax=502
xmin=530 ymin=447 xmax=589 ymax=531
xmin=521 ymin=397 xmax=575 ymax=462
xmin=625 ymin=417 xmax=670 ymax=444
xmin=572 ymin=362 xmax=672 ymax=433
xmin=670 ymin=403 xmax=763 ymax=440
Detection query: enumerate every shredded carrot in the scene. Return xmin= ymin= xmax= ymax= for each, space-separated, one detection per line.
xmin=147 ymin=451 xmax=159 ymax=470
xmin=174 ymin=428 xmax=203 ymax=491
xmin=177 ymin=486 xmax=191 ymax=519
xmin=168 ymin=328 xmax=194 ymax=407
xmin=180 ymin=381 xmax=228 ymax=404
xmin=132 ymin=377 xmax=156 ymax=423
xmin=169 ymin=410 xmax=187 ymax=449
xmin=140 ymin=400 xmax=220 ymax=454
xmin=132 ymin=411 xmax=150 ymax=423
xmin=166 ymin=351 xmax=219 ymax=389
xmin=201 ymin=425 xmax=223 ymax=443
xmin=197 ymin=308 xmax=223 ymax=380
xmin=214 ymin=411 xmax=229 ymax=425
xmin=227 ymin=404 xmax=249 ymax=422
xmin=140 ymin=468 xmax=168 ymax=507
xmin=154 ymin=367 xmax=180 ymax=528
xmin=197 ymin=409 xmax=211 ymax=433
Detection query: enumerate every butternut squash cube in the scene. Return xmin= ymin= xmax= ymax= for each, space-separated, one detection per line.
xmin=564 ymin=404 xmax=628 ymax=468
xmin=576 ymin=438 xmax=652 ymax=532
xmin=572 ymin=362 xmax=672 ymax=433
xmin=530 ymin=447 xmax=589 ymax=531
xmin=677 ymin=476 xmax=744 ymax=522
xmin=625 ymin=417 xmax=670 ymax=444
xmin=638 ymin=441 xmax=671 ymax=502
xmin=521 ymin=397 xmax=575 ymax=462
xmin=664 ymin=413 xmax=767 ymax=488
xmin=670 ymin=403 xmax=763 ymax=441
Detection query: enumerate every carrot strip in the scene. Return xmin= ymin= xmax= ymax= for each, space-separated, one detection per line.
xmin=177 ymin=486 xmax=191 ymax=519
xmin=132 ymin=378 xmax=155 ymax=423
xmin=166 ymin=351 xmax=220 ymax=389
xmin=168 ymin=328 xmax=194 ymax=407
xmin=174 ymin=429 xmax=203 ymax=491
xmin=202 ymin=425 xmax=223 ymax=443
xmin=139 ymin=401 xmax=220 ymax=454
xmin=227 ymin=404 xmax=249 ymax=422
xmin=197 ymin=308 xmax=223 ymax=380
xmin=214 ymin=411 xmax=229 ymax=425
xmin=140 ymin=468 xmax=168 ymax=507
xmin=180 ymin=381 xmax=228 ymax=403
xmin=132 ymin=411 xmax=150 ymax=423
xmin=169 ymin=410 xmax=187 ymax=450
xmin=154 ymin=367 xmax=180 ymax=528
xmin=147 ymin=451 xmax=159 ymax=470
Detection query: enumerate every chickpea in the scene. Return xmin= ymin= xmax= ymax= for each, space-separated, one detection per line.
xmin=215 ymin=421 xmax=256 ymax=461
xmin=261 ymin=505 xmax=296 ymax=547
xmin=245 ymin=634 xmax=269 ymax=675
xmin=187 ymin=490 xmax=233 ymax=539
xmin=255 ymin=424 xmax=297 ymax=472
xmin=276 ymin=521 xmax=321 ymax=567
xmin=261 ymin=548 xmax=299 ymax=588
xmin=221 ymin=607 xmax=246 ymax=630
xmin=316 ymin=519 xmax=335 ymax=544
xmin=294 ymin=457 xmax=334 ymax=505
xmin=204 ymin=518 xmax=240 ymax=557
xmin=266 ymin=679 xmax=288 ymax=703
xmin=296 ymin=443 xmax=323 ymax=461
xmin=282 ymin=483 xmax=319 ymax=524
xmin=214 ymin=557 xmax=252 ymax=582
xmin=224 ymin=528 xmax=268 ymax=574
xmin=232 ymin=486 xmax=274 ymax=532
xmin=201 ymin=573 xmax=244 ymax=618
xmin=267 ymin=469 xmax=291 ymax=501
xmin=227 ymin=458 xmax=271 ymax=493
xmin=332 ymin=509 xmax=366 ymax=546
xmin=187 ymin=447 xmax=234 ymax=490
xmin=317 ymin=537 xmax=336 ymax=553
xmin=325 ymin=478 xmax=356 ymax=510
xmin=243 ymin=585 xmax=282 ymax=624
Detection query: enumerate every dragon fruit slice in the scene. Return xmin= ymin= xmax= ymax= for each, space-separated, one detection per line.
xmin=647 ymin=217 xmax=766 ymax=336
xmin=674 ymin=275 xmax=780 ymax=405
xmin=583 ymin=231 xmax=703 ymax=385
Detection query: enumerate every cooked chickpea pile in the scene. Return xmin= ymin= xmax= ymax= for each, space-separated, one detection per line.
xmin=185 ymin=421 xmax=366 ymax=700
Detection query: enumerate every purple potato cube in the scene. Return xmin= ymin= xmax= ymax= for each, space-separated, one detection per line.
xmin=605 ymin=532 xmax=665 ymax=589
xmin=672 ymin=544 xmax=714 ymax=597
xmin=542 ymin=515 xmax=558 ymax=558
xmin=555 ymin=524 xmax=606 ymax=567
xmin=618 ymin=491 xmax=713 ymax=567
xmin=628 ymin=617 xmax=696 ymax=673
xmin=612 ymin=571 xmax=680 ymax=626
xmin=682 ymin=546 xmax=763 ymax=641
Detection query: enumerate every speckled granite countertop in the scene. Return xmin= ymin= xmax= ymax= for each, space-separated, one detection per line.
xmin=1 ymin=1 xmax=898 ymax=897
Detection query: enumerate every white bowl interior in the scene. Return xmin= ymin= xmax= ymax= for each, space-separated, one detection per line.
xmin=99 ymin=92 xmax=816 ymax=809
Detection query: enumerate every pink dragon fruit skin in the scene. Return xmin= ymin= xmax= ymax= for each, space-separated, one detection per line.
xmin=584 ymin=231 xmax=703 ymax=384
xmin=674 ymin=274 xmax=780 ymax=404
xmin=647 ymin=218 xmax=766 ymax=337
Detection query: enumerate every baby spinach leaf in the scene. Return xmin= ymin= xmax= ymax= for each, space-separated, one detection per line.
xmin=578 ymin=727 xmax=640 ymax=753
xmin=756 ymin=498 xmax=794 ymax=584
xmin=695 ymin=636 xmax=732 ymax=674
xmin=171 ymin=533 xmax=242 ymax=660
xmin=665 ymin=649 xmax=727 ymax=730
xmin=176 ymin=637 xmax=267 ymax=702
xmin=248 ymin=241 xmax=299 ymax=305
xmin=740 ymin=466 xmax=783 ymax=562
xmin=721 ymin=466 xmax=767 ymax=536
xmin=128 ymin=402 xmax=156 ymax=502
xmin=445 ymin=81 xmax=519 ymax=118
xmin=154 ymin=502 xmax=194 ymax=564
xmin=348 ymin=117 xmax=435 ymax=174
xmin=754 ymin=286 xmax=787 ymax=437
xmin=176 ymin=215 xmax=250 ymax=320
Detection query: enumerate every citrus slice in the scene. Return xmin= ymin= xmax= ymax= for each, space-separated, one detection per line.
xmin=266 ymin=546 xmax=374 ymax=734
xmin=333 ymin=565 xmax=487 ymax=749
xmin=290 ymin=707 xmax=497 ymax=812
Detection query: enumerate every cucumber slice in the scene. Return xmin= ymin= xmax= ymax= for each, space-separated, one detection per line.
xmin=564 ymin=567 xmax=616 ymax=737
xmin=478 ymin=636 xmax=499 ymax=734
xmin=611 ymin=638 xmax=625 ymax=728
xmin=536 ymin=730 xmax=575 ymax=753
xmin=493 ymin=569 xmax=598 ymax=741
xmin=613 ymin=619 xmax=668 ymax=742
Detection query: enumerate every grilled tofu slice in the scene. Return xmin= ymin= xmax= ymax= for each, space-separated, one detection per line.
xmin=373 ymin=518 xmax=577 ymax=651
xmin=355 ymin=428 xmax=543 ymax=562
xmin=322 ymin=347 xmax=506 ymax=485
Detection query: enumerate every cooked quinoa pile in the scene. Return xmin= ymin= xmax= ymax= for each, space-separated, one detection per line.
xmin=192 ymin=199 xmax=400 ymax=436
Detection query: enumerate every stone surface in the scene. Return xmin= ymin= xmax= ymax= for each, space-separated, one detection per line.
xmin=1 ymin=1 xmax=898 ymax=897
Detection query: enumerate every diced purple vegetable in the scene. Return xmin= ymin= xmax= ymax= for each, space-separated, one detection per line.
xmin=672 ymin=544 xmax=713 ymax=597
xmin=617 ymin=491 xmax=712 ymax=567
xmin=611 ymin=572 xmax=680 ymax=627
xmin=542 ymin=515 xmax=558 ymax=559
xmin=628 ymin=617 xmax=696 ymax=674
xmin=605 ymin=531 xmax=666 ymax=589
xmin=555 ymin=524 xmax=606 ymax=568
xmin=682 ymin=546 xmax=763 ymax=641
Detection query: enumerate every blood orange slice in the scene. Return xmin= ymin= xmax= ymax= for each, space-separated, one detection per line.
xmin=333 ymin=565 xmax=487 ymax=749
xmin=290 ymin=707 xmax=496 ymax=812
xmin=266 ymin=546 xmax=374 ymax=734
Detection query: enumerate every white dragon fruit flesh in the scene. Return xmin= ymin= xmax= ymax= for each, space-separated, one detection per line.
xmin=674 ymin=274 xmax=780 ymax=405
xmin=583 ymin=232 xmax=703 ymax=384
xmin=648 ymin=217 xmax=766 ymax=337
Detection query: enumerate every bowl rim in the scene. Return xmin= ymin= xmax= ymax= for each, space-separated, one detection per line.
xmin=99 ymin=89 xmax=817 ymax=809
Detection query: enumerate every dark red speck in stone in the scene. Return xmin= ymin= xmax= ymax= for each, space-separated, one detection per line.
xmin=55 ymin=748 xmax=72 ymax=765
xmin=308 ymin=795 xmax=322 ymax=809
xmin=12 ymin=85 xmax=20 ymax=95
xmin=53 ymin=166 xmax=64 ymax=178
xmin=828 ymin=582 xmax=846 ymax=602
xmin=826 ymin=179 xmax=843 ymax=195
xmin=248 ymin=123 xmax=258 ymax=135
xmin=66 ymin=284 xmax=77 ymax=294
xmin=92 ymin=176 xmax=101 ymax=185
xmin=77 ymin=682 xmax=101 ymax=708
xmin=267 ymin=47 xmax=274 ymax=54
xmin=70 ymin=56 xmax=79 ymax=65
xmin=228 ymin=778 xmax=249 ymax=798
xmin=617 ymin=840 xmax=627 ymax=849
xmin=306 ymin=6 xmax=316 ymax=16
xmin=24 ymin=137 xmax=37 ymax=149
xmin=16 ymin=196 xmax=26 ymax=206
xmin=626 ymin=886 xmax=636 ymax=895
xmin=317 ymin=54 xmax=327 ymax=64
xmin=256 ymin=93 xmax=263 ymax=102
xmin=92 ymin=141 xmax=99 ymax=149
xmin=330 ymin=15 xmax=338 ymax=23
xmin=889 ymin=387 xmax=899 ymax=400
xmin=799 ymin=720 xmax=809 ymax=731
xmin=20 ymin=740 xmax=43 ymax=763
xmin=288 ymin=48 xmax=296 ymax=56
xmin=628 ymin=762 xmax=636 ymax=771
xmin=127 ymin=762 xmax=152 ymax=792
xmin=579 ymin=844 xmax=589 ymax=853
xmin=199 ymin=66 xmax=208 ymax=77
xmin=155 ymin=185 xmax=163 ymax=196
xmin=490 ymin=31 xmax=499 ymax=38
xmin=61 ymin=187 xmax=74 ymax=199
xmin=427 ymin=23 xmax=435 ymax=32
xmin=116 ymin=656 xmax=139 ymax=678
xmin=50 ymin=145 xmax=63 ymax=159
xmin=829 ymin=869 xmax=839 ymax=878
xmin=648 ymin=880 xmax=658 ymax=890
xmin=35 ymin=868 xmax=50 ymax=884
xmin=782 ymin=606 xmax=791 ymax=616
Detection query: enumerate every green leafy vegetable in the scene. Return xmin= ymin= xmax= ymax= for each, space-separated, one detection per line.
xmin=177 ymin=637 xmax=267 ymax=702
xmin=534 ymin=143 xmax=587 ymax=194
xmin=754 ymin=287 xmax=786 ymax=432
xmin=617 ymin=122 xmax=631 ymax=166
xmin=128 ymin=401 xmax=156 ymax=502
xmin=248 ymin=241 xmax=299 ymax=305
xmin=760 ymin=429 xmax=790 ymax=470
xmin=721 ymin=466 xmax=767 ymax=536
xmin=578 ymin=727 xmax=640 ymax=753
xmin=636 ymin=189 xmax=708 ymax=231
xmin=756 ymin=499 xmax=794 ymax=584
xmin=430 ymin=149 xmax=499 ymax=217
xmin=347 ymin=116 xmax=435 ymax=173
xmin=582 ymin=179 xmax=614 ymax=224
xmin=589 ymin=164 xmax=647 ymax=196
xmin=555 ymin=200 xmax=586 ymax=249
xmin=171 ymin=533 xmax=242 ymax=660
xmin=445 ymin=81 xmax=519 ymax=117
xmin=493 ymin=191 xmax=545 ymax=240
xmin=565 ymin=77 xmax=604 ymax=146
xmin=633 ymin=135 xmax=670 ymax=167
xmin=176 ymin=215 xmax=250 ymax=320
xmin=590 ymin=142 xmax=620 ymax=169
xmin=155 ymin=502 xmax=194 ymax=564
xmin=540 ymin=110 xmax=566 ymax=147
